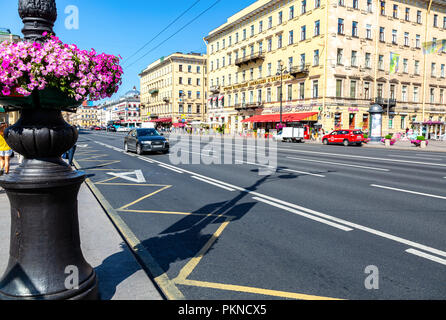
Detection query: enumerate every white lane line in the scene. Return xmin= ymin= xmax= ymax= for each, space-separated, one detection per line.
xmin=287 ymin=156 xmax=390 ymax=172
xmin=253 ymin=197 xmax=353 ymax=232
xmin=93 ymin=141 xmax=446 ymax=259
xmin=371 ymin=184 xmax=446 ymax=200
xmin=235 ymin=160 xmax=326 ymax=178
xmin=158 ymin=164 xmax=183 ymax=174
xmin=191 ymin=176 xmax=235 ymax=191
xmin=388 ymin=155 xmax=444 ymax=161
xmin=406 ymin=249 xmax=446 ymax=266
xmin=138 ymin=157 xmax=154 ymax=163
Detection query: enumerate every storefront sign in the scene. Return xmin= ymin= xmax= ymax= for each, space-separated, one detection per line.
xmin=348 ymin=107 xmax=359 ymax=112
xmin=270 ymin=105 xmax=315 ymax=113
xmin=223 ymin=74 xmax=293 ymax=91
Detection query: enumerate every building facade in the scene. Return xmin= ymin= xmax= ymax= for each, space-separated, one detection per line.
xmin=139 ymin=53 xmax=207 ymax=127
xmin=100 ymin=88 xmax=141 ymax=127
xmin=205 ymin=0 xmax=446 ymax=137
xmin=72 ymin=105 xmax=99 ymax=128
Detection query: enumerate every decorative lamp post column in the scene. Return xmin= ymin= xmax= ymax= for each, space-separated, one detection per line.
xmin=0 ymin=0 xmax=99 ymax=300
xmin=368 ymin=103 xmax=384 ymax=143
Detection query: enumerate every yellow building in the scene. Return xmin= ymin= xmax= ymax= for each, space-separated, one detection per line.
xmin=72 ymin=105 xmax=98 ymax=128
xmin=205 ymin=0 xmax=446 ymax=138
xmin=139 ymin=52 xmax=207 ymax=127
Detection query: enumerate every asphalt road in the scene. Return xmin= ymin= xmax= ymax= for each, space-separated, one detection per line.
xmin=74 ymin=130 xmax=446 ymax=300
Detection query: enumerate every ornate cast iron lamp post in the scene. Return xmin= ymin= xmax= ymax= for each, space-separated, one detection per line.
xmin=0 ymin=0 xmax=98 ymax=300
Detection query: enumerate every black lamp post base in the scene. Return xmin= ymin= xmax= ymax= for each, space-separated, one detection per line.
xmin=0 ymin=158 xmax=99 ymax=300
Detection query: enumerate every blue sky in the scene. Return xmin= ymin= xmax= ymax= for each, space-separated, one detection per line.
xmin=0 ymin=0 xmax=256 ymax=101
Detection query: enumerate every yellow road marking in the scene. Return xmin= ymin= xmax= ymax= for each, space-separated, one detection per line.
xmin=175 ymin=279 xmax=342 ymax=300
xmin=77 ymin=154 xmax=109 ymax=161
xmin=176 ymin=220 xmax=231 ymax=281
xmin=94 ymin=176 xmax=120 ymax=184
xmin=117 ymin=186 xmax=172 ymax=210
xmin=95 ymin=183 xmax=168 ymax=186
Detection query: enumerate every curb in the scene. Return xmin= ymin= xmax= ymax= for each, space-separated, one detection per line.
xmin=73 ymin=159 xmax=185 ymax=300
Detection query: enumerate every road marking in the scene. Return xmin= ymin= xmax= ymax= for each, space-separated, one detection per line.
xmin=253 ymin=197 xmax=353 ymax=232
xmin=406 ymin=249 xmax=446 ymax=266
xmin=107 ymin=170 xmax=146 ymax=183
xmin=287 ymin=156 xmax=390 ymax=172
xmin=389 ymin=155 xmax=444 ymax=161
xmin=158 ymin=164 xmax=184 ymax=173
xmin=118 ymin=185 xmax=172 ymax=211
xmin=117 ymin=209 xmax=229 ymax=218
xmin=191 ymin=176 xmax=235 ymax=191
xmin=371 ymin=184 xmax=446 ymax=200
xmin=174 ymin=279 xmax=341 ymax=300
xmin=93 ymin=141 xmax=446 ymax=259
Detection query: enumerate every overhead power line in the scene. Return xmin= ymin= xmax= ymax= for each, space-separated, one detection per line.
xmin=123 ymin=0 xmax=202 ymax=66
xmin=125 ymin=0 xmax=221 ymax=70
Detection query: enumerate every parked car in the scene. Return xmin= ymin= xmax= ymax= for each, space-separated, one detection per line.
xmin=322 ymin=130 xmax=365 ymax=146
xmin=124 ymin=128 xmax=169 ymax=155
xmin=107 ymin=126 xmax=117 ymax=132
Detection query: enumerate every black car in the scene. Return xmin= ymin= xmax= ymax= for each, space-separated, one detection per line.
xmin=124 ymin=128 xmax=169 ymax=155
xmin=107 ymin=125 xmax=117 ymax=132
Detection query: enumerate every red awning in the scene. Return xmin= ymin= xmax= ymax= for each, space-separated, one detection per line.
xmin=241 ymin=112 xmax=318 ymax=123
xmin=151 ymin=118 xmax=172 ymax=123
xmin=172 ymin=122 xmax=185 ymax=128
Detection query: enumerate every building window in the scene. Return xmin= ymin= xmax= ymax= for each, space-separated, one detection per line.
xmin=251 ymin=25 xmax=255 ymax=37
xmin=258 ymin=65 xmax=262 ymax=78
xmin=289 ymin=30 xmax=294 ymax=45
xmin=257 ymin=89 xmax=262 ymax=103
xmin=259 ymin=42 xmax=263 ymax=54
xmin=350 ymin=80 xmax=356 ymax=98
xmin=300 ymin=54 xmax=306 ymax=68
xmin=389 ymin=116 xmax=394 ymax=129
xmin=288 ymin=57 xmax=293 ymax=71
xmin=249 ymin=90 xmax=254 ymax=103
xmin=351 ymin=50 xmax=357 ymax=67
xmin=259 ymin=21 xmax=263 ymax=33
xmin=289 ymin=5 xmax=294 ymax=19
xmin=401 ymin=86 xmax=407 ymax=102
xmin=229 ymin=36 xmax=232 ymax=46
xmin=430 ymin=88 xmax=435 ymax=103
xmin=365 ymin=53 xmax=371 ymax=68
xmin=405 ymin=8 xmax=410 ymax=21
xmin=338 ymin=18 xmax=344 ymax=34
xmin=301 ymin=26 xmax=306 ymax=40
xmin=392 ymin=30 xmax=397 ymax=44
xmin=278 ymin=11 xmax=283 ymax=24
xmin=337 ymin=48 xmax=343 ymax=65
xmin=352 ymin=21 xmax=358 ymax=37
xmin=301 ymin=0 xmax=306 ymax=14
xmin=403 ymin=58 xmax=408 ymax=73
xmin=380 ymin=1 xmax=385 ymax=15
xmin=268 ymin=16 xmax=273 ymax=29
xmin=315 ymin=0 xmax=321 ymax=8
xmin=444 ymin=17 xmax=446 ymax=29
xmin=415 ymin=34 xmax=420 ymax=48
xmin=336 ymin=79 xmax=343 ymax=97
xmin=236 ymin=32 xmax=239 ymax=43
xmin=417 ymin=10 xmax=421 ymax=24
xmin=434 ymin=14 xmax=438 ymax=27
xmin=378 ymin=55 xmax=384 ymax=70
xmin=401 ymin=116 xmax=406 ymax=129
xmin=278 ymin=34 xmax=283 ymax=48
xmin=179 ymin=77 xmax=183 ymax=84
xmin=243 ymin=29 xmax=247 ymax=40
xmin=267 ymin=63 xmax=272 ymax=76
xmin=179 ymin=64 xmax=183 ymax=72
xmin=441 ymin=64 xmax=445 ymax=78
xmin=367 ymin=0 xmax=372 ymax=13
xmin=366 ymin=24 xmax=372 ymax=39
xmin=313 ymin=49 xmax=319 ymax=66
xmin=404 ymin=32 xmax=409 ymax=46
xmin=314 ymin=20 xmax=320 ymax=36
xmin=353 ymin=0 xmax=358 ymax=9
xmin=313 ymin=80 xmax=319 ymax=98
xmin=413 ymin=87 xmax=419 ymax=102
xmin=379 ymin=27 xmax=385 ymax=42
xmin=415 ymin=60 xmax=420 ymax=75
xmin=393 ymin=4 xmax=398 ymax=18
xmin=268 ymin=38 xmax=272 ymax=52
xmin=299 ymin=82 xmax=305 ymax=99
xmin=377 ymin=83 xmax=383 ymax=98
xmin=287 ymin=84 xmax=293 ymax=101
xmin=339 ymin=0 xmax=344 ymax=6
xmin=440 ymin=89 xmax=444 ymax=104
xmin=390 ymin=85 xmax=395 ymax=100
xmin=267 ymin=88 xmax=272 ymax=102
xmin=364 ymin=82 xmax=370 ymax=99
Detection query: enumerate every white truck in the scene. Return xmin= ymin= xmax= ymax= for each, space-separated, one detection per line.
xmin=274 ymin=127 xmax=305 ymax=143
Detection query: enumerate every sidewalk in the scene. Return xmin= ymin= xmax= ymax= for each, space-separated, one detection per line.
xmin=0 ymin=158 xmax=163 ymax=300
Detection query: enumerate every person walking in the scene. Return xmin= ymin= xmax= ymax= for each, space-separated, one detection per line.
xmin=0 ymin=123 xmax=13 ymax=175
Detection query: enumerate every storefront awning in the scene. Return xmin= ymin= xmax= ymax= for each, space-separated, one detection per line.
xmin=241 ymin=112 xmax=318 ymax=123
xmin=150 ymin=117 xmax=172 ymax=123
xmin=172 ymin=122 xmax=186 ymax=128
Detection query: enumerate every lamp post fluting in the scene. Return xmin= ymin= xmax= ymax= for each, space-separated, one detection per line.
xmin=0 ymin=0 xmax=99 ymax=300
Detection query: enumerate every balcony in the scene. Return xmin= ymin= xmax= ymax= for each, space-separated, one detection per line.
xmin=210 ymin=86 xmax=221 ymax=94
xmin=234 ymin=52 xmax=265 ymax=67
xmin=374 ymin=97 xmax=396 ymax=107
xmin=149 ymin=89 xmax=159 ymax=95
xmin=234 ymin=102 xmax=263 ymax=110
xmin=290 ymin=64 xmax=310 ymax=78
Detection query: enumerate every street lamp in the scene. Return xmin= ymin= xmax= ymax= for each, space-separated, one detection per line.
xmin=0 ymin=0 xmax=98 ymax=300
xmin=276 ymin=63 xmax=289 ymax=127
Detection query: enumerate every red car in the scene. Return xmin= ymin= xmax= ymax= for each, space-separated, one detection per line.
xmin=322 ymin=130 xmax=365 ymax=146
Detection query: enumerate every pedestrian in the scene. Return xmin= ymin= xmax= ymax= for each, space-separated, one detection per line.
xmin=0 ymin=123 xmax=13 ymax=175
xmin=64 ymin=144 xmax=77 ymax=167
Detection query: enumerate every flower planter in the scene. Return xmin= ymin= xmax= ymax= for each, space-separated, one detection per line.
xmin=420 ymin=140 xmax=427 ymax=148
xmin=385 ymin=139 xmax=391 ymax=148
